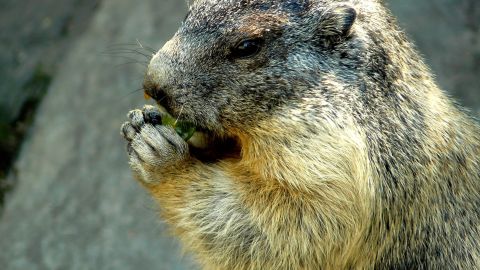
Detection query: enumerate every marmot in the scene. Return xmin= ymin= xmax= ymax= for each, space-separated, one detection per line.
xmin=121 ymin=0 xmax=480 ymax=269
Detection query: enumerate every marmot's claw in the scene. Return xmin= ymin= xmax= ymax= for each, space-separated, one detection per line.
xmin=121 ymin=122 xmax=136 ymax=141
xmin=127 ymin=109 xmax=145 ymax=131
xmin=142 ymin=105 xmax=163 ymax=126
xmin=121 ymin=107 xmax=189 ymax=183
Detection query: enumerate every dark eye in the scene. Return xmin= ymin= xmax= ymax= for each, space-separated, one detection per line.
xmin=231 ymin=38 xmax=264 ymax=59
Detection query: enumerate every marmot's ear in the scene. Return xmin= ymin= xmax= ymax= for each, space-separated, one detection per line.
xmin=317 ymin=5 xmax=357 ymax=38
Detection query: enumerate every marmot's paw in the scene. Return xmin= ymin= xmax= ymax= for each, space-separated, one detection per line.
xmin=121 ymin=105 xmax=189 ymax=183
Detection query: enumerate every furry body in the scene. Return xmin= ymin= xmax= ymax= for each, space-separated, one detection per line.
xmin=121 ymin=0 xmax=480 ymax=268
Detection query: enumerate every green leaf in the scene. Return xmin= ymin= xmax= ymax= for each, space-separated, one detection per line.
xmin=161 ymin=113 xmax=196 ymax=141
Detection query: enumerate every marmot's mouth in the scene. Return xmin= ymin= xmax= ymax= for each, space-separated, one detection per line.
xmin=190 ymin=133 xmax=242 ymax=162
xmin=154 ymin=102 xmax=241 ymax=162
xmin=185 ymin=124 xmax=242 ymax=162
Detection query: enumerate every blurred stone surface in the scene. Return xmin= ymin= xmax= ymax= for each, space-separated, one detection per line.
xmin=387 ymin=0 xmax=480 ymax=114
xmin=0 ymin=0 xmax=100 ymax=123
xmin=0 ymin=0 xmax=101 ymax=205
xmin=0 ymin=0 xmax=196 ymax=269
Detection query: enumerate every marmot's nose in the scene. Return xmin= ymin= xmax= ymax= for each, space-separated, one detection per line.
xmin=144 ymin=53 xmax=172 ymax=102
xmin=143 ymin=80 xmax=164 ymax=101
xmin=143 ymin=35 xmax=180 ymax=105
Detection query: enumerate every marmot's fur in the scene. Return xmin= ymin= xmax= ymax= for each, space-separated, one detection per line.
xmin=121 ymin=0 xmax=480 ymax=269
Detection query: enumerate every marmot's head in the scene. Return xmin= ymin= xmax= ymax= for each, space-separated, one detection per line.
xmin=144 ymin=0 xmax=387 ymax=137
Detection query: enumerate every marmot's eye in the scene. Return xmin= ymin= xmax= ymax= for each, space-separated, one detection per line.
xmin=231 ymin=38 xmax=264 ymax=59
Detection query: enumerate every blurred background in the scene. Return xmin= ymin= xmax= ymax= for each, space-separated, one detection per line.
xmin=0 ymin=0 xmax=478 ymax=269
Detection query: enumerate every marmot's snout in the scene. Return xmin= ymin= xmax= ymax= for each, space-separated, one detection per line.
xmin=142 ymin=76 xmax=170 ymax=110
xmin=142 ymin=40 xmax=221 ymax=132
xmin=143 ymin=44 xmax=182 ymax=114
